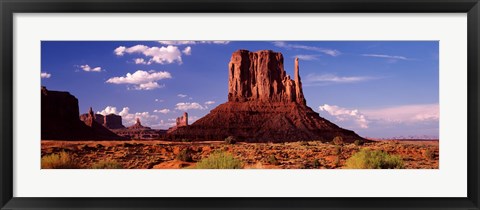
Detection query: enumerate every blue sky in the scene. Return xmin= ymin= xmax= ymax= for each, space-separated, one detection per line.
xmin=41 ymin=41 xmax=439 ymax=139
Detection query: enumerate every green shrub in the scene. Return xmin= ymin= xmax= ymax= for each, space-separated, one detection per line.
xmin=333 ymin=145 xmax=342 ymax=155
xmin=193 ymin=151 xmax=243 ymax=169
xmin=345 ymin=149 xmax=404 ymax=169
xmin=424 ymin=148 xmax=435 ymax=160
xmin=224 ymin=136 xmax=237 ymax=144
xmin=181 ymin=138 xmax=192 ymax=142
xmin=176 ymin=148 xmax=193 ymax=162
xmin=267 ymin=154 xmax=279 ymax=165
xmin=312 ymin=159 xmax=321 ymax=168
xmin=299 ymin=141 xmax=309 ymax=146
xmin=332 ymin=136 xmax=344 ymax=145
xmin=91 ymin=160 xmax=123 ymax=169
xmin=41 ymin=152 xmax=80 ymax=169
xmin=354 ymin=140 xmax=363 ymax=146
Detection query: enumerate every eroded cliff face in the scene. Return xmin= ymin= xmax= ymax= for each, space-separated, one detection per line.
xmin=41 ymin=86 xmax=124 ymax=140
xmin=169 ymin=50 xmax=364 ymax=143
xmin=228 ymin=50 xmax=305 ymax=104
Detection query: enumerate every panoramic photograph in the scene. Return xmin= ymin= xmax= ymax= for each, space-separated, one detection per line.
xmin=40 ymin=41 xmax=439 ymax=169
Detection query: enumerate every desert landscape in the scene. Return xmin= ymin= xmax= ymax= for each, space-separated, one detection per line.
xmin=41 ymin=139 xmax=438 ymax=169
xmin=41 ymin=43 xmax=439 ymax=169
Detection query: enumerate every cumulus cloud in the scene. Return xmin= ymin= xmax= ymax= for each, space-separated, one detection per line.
xmin=182 ymin=46 xmax=192 ymax=55
xmin=106 ymin=70 xmax=172 ymax=90
xmin=154 ymin=109 xmax=171 ymax=114
xmin=204 ymin=101 xmax=215 ymax=105
xmin=80 ymin=64 xmax=103 ymax=72
xmin=97 ymin=106 xmax=159 ymax=127
xmin=305 ymin=73 xmax=376 ymax=85
xmin=175 ymin=102 xmax=205 ymax=111
xmin=361 ymin=54 xmax=409 ymax=60
xmin=114 ymin=45 xmax=183 ymax=64
xmin=177 ymin=94 xmax=187 ymax=98
xmin=134 ymin=58 xmax=152 ymax=65
xmin=41 ymin=72 xmax=51 ymax=79
xmin=158 ymin=41 xmax=230 ymax=45
xmin=273 ymin=41 xmax=340 ymax=56
xmin=319 ymin=104 xmax=369 ymax=128
xmin=96 ymin=106 xmax=118 ymax=115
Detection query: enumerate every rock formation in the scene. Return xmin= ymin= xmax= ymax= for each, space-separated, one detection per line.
xmin=112 ymin=118 xmax=162 ymax=140
xmin=168 ymin=50 xmax=364 ymax=143
xmin=80 ymin=113 xmax=125 ymax=129
xmin=167 ymin=112 xmax=189 ymax=133
xmin=41 ymin=86 xmax=124 ymax=140
xmin=228 ymin=50 xmax=305 ymax=104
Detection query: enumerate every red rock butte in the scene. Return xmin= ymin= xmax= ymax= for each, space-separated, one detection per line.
xmin=169 ymin=50 xmax=364 ymax=143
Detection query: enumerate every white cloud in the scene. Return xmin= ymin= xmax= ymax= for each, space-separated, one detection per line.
xmin=362 ymin=104 xmax=439 ymax=123
xmin=318 ymin=103 xmax=439 ymax=130
xmin=155 ymin=99 xmax=164 ymax=102
xmin=150 ymin=120 xmax=176 ymax=129
xmin=294 ymin=54 xmax=320 ymax=61
xmin=175 ymin=102 xmax=205 ymax=111
xmin=154 ymin=109 xmax=171 ymax=114
xmin=106 ymin=70 xmax=172 ymax=90
xmin=273 ymin=41 xmax=340 ymax=56
xmin=361 ymin=54 xmax=409 ymax=60
xmin=41 ymin=72 xmax=51 ymax=79
xmin=177 ymin=94 xmax=187 ymax=98
xmin=114 ymin=46 xmax=126 ymax=56
xmin=97 ymin=106 xmax=118 ymax=115
xmin=158 ymin=41 xmax=230 ymax=45
xmin=319 ymin=104 xmax=369 ymax=128
xmin=114 ymin=45 xmax=183 ymax=64
xmin=305 ymin=73 xmax=375 ymax=84
xmin=204 ymin=101 xmax=215 ymax=105
xmin=182 ymin=46 xmax=192 ymax=55
xmin=80 ymin=64 xmax=103 ymax=72
xmin=134 ymin=58 xmax=152 ymax=65
xmin=98 ymin=106 xmax=159 ymax=127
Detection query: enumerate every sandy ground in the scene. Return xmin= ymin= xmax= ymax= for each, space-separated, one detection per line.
xmin=41 ymin=139 xmax=439 ymax=169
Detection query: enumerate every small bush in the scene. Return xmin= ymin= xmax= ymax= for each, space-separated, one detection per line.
xmin=181 ymin=138 xmax=192 ymax=143
xmin=312 ymin=159 xmax=321 ymax=168
xmin=193 ymin=151 xmax=243 ymax=169
xmin=267 ymin=155 xmax=279 ymax=165
xmin=224 ymin=136 xmax=237 ymax=144
xmin=345 ymin=149 xmax=404 ymax=169
xmin=424 ymin=148 xmax=435 ymax=160
xmin=332 ymin=136 xmax=344 ymax=145
xmin=41 ymin=152 xmax=80 ymax=169
xmin=176 ymin=148 xmax=193 ymax=162
xmin=354 ymin=140 xmax=363 ymax=146
xmin=299 ymin=141 xmax=309 ymax=146
xmin=91 ymin=160 xmax=123 ymax=169
xmin=333 ymin=145 xmax=342 ymax=155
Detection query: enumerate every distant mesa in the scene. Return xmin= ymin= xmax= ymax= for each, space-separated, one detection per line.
xmin=41 ymin=86 xmax=124 ymax=140
xmin=167 ymin=112 xmax=188 ymax=133
xmin=80 ymin=112 xmax=125 ymax=129
xmin=168 ymin=50 xmax=364 ymax=143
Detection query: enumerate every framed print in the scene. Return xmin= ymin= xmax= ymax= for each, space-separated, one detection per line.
xmin=1 ymin=0 xmax=479 ymax=209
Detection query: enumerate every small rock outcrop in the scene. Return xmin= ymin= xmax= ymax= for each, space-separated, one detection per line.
xmin=112 ymin=118 xmax=162 ymax=140
xmin=169 ymin=50 xmax=364 ymax=143
xmin=41 ymin=86 xmax=124 ymax=140
xmin=167 ymin=112 xmax=189 ymax=133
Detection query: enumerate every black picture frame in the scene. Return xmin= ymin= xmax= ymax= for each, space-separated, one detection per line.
xmin=1 ymin=0 xmax=479 ymax=209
